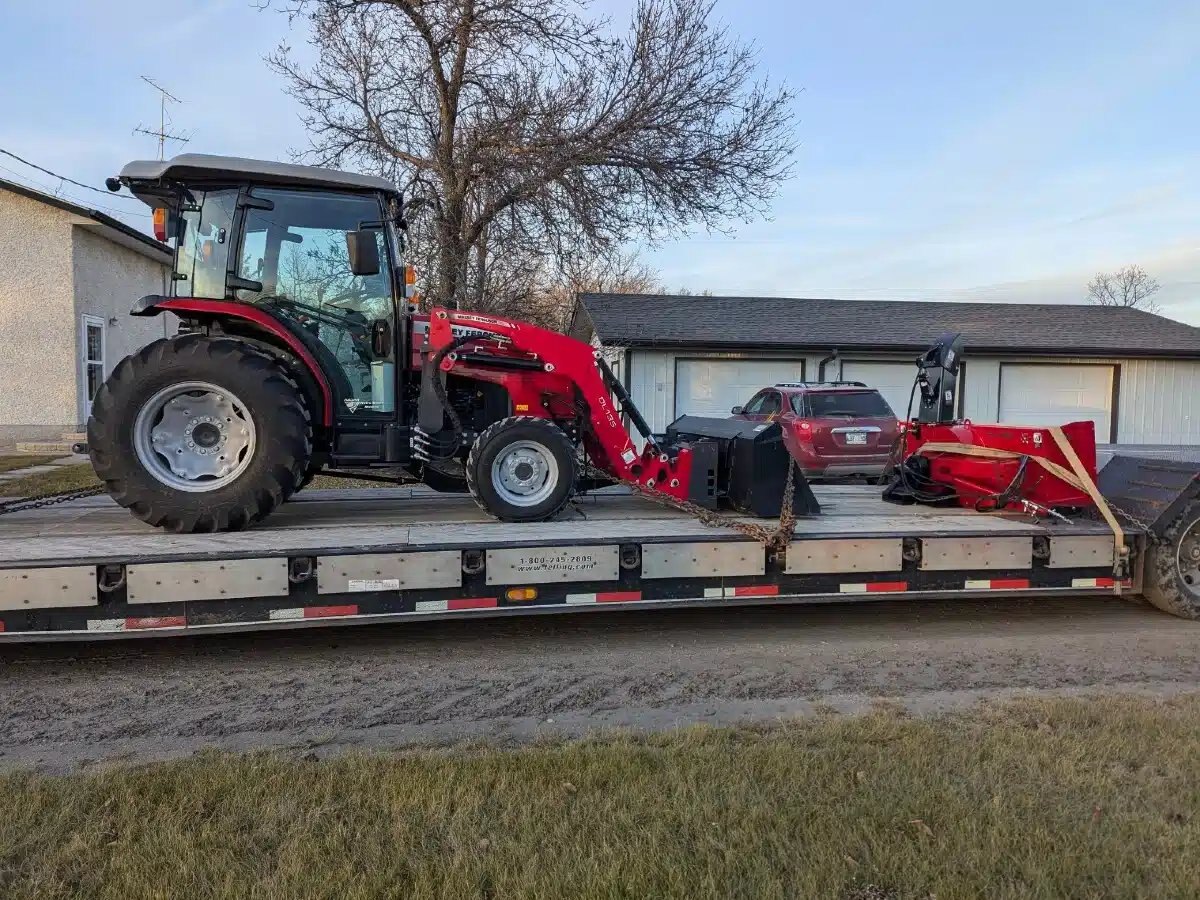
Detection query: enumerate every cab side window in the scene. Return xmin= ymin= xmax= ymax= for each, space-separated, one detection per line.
xmin=173 ymin=189 xmax=238 ymax=299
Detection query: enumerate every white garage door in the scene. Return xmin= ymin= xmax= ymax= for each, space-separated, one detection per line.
xmin=675 ymin=358 xmax=806 ymax=419
xmin=838 ymin=361 xmax=918 ymax=420
xmin=999 ymin=364 xmax=1113 ymax=437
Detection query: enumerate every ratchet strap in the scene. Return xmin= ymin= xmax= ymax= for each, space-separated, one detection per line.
xmin=911 ymin=426 xmax=1127 ymax=587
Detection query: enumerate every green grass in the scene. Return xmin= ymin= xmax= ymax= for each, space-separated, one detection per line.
xmin=0 ymin=463 xmax=99 ymax=497
xmin=2 ymin=695 xmax=1199 ymax=899
xmin=0 ymin=455 xmax=57 ymax=475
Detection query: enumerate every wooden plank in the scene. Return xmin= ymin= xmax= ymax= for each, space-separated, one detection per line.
xmin=0 ymin=485 xmax=1122 ymax=567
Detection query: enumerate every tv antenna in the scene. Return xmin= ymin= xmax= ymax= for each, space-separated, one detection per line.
xmin=134 ymin=76 xmax=191 ymax=159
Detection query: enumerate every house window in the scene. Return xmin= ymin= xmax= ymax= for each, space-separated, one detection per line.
xmin=81 ymin=315 xmax=105 ymax=418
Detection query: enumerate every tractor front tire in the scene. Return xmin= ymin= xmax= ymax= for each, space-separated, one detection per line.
xmin=1142 ymin=499 xmax=1200 ymax=619
xmin=87 ymin=335 xmax=312 ymax=533
xmin=466 ymin=416 xmax=577 ymax=522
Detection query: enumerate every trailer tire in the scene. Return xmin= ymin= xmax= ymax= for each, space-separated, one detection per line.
xmin=1142 ymin=500 xmax=1200 ymax=619
xmin=87 ymin=335 xmax=312 ymax=533
xmin=466 ymin=416 xmax=576 ymax=521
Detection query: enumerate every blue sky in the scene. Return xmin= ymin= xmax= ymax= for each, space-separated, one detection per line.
xmin=1 ymin=0 xmax=1197 ymax=323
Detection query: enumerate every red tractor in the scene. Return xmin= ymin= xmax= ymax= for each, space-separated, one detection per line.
xmin=91 ymin=154 xmax=812 ymax=532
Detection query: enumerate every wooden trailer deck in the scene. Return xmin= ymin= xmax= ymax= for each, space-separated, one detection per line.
xmin=0 ymin=484 xmax=1120 ymax=567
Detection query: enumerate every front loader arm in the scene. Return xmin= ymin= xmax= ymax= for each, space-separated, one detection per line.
xmin=425 ymin=307 xmax=693 ymax=501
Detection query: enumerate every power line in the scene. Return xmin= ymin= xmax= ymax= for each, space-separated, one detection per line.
xmin=0 ymin=163 xmax=151 ymax=219
xmin=0 ymin=146 xmax=138 ymax=199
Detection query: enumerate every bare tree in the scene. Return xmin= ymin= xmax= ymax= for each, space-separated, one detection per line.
xmin=1087 ymin=264 xmax=1161 ymax=314
xmin=267 ymin=0 xmax=795 ymax=311
xmin=536 ymin=250 xmax=663 ymax=331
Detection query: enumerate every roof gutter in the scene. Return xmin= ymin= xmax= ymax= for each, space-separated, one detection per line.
xmin=608 ymin=339 xmax=1200 ymax=360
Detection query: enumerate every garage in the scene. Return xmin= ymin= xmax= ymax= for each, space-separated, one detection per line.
xmin=575 ymin=293 xmax=1200 ymax=444
xmin=838 ymin=361 xmax=920 ymax=420
xmin=674 ymin=358 xmax=805 ymax=418
xmin=998 ymin=364 xmax=1114 ymax=439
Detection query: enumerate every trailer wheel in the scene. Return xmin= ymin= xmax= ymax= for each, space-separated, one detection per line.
xmin=87 ymin=335 xmax=312 ymax=533
xmin=466 ymin=416 xmax=577 ymax=521
xmin=1143 ymin=500 xmax=1200 ymax=619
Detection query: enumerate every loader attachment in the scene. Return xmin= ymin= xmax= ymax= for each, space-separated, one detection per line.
xmin=664 ymin=416 xmax=821 ymax=517
xmin=1097 ymin=455 xmax=1200 ymax=532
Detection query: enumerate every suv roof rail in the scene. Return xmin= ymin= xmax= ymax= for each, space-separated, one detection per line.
xmin=773 ymin=381 xmax=869 ymax=389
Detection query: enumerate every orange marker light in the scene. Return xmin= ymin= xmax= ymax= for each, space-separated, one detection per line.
xmin=505 ymin=587 xmax=538 ymax=602
xmin=151 ymin=207 xmax=168 ymax=242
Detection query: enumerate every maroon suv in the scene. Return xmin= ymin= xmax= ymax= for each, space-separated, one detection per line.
xmin=732 ymin=382 xmax=901 ymax=480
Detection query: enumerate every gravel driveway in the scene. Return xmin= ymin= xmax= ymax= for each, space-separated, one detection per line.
xmin=2 ymin=595 xmax=1199 ymax=773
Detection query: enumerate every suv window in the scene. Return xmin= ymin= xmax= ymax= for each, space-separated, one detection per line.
xmin=800 ymin=390 xmax=894 ymax=417
xmin=744 ymin=390 xmax=782 ymax=416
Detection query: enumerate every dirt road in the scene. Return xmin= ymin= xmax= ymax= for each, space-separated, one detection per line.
xmin=2 ymin=596 xmax=1199 ymax=773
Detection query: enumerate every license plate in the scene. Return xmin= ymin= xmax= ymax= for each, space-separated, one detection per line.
xmin=845 ymin=432 xmax=868 ymax=445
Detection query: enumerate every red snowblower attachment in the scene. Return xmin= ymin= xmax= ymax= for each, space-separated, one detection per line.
xmin=883 ymin=334 xmax=1104 ymax=519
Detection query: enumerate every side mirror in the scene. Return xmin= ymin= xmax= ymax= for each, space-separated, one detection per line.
xmin=371 ymin=318 xmax=393 ymax=358
xmin=346 ymin=230 xmax=381 ymax=276
xmin=731 ymin=406 xmax=743 ymax=415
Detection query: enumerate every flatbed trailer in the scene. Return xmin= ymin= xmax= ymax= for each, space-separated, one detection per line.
xmin=2 ymin=454 xmax=1195 ymax=642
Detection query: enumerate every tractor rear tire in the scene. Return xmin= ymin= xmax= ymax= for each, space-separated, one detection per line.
xmin=466 ymin=416 xmax=577 ymax=521
xmin=87 ymin=335 xmax=312 ymax=533
xmin=1142 ymin=499 xmax=1200 ymax=619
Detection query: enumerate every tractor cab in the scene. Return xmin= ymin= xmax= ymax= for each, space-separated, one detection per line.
xmin=113 ymin=154 xmax=420 ymax=466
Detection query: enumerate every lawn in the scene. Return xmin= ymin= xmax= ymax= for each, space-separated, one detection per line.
xmin=0 ymin=463 xmax=99 ymax=497
xmin=0 ymin=455 xmax=57 ymax=475
xmin=2 ymin=694 xmax=1198 ymax=899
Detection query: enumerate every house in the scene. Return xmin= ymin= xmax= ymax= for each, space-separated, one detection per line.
xmin=571 ymin=293 xmax=1200 ymax=445
xmin=0 ymin=178 xmax=173 ymax=448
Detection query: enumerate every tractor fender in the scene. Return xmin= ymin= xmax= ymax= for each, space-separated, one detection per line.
xmin=130 ymin=296 xmax=334 ymax=426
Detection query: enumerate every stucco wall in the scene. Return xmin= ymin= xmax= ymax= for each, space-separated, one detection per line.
xmin=71 ymin=226 xmax=172 ymax=427
xmin=0 ymin=189 xmax=78 ymax=443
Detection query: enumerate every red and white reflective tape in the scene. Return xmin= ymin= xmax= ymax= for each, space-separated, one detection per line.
xmin=269 ymin=604 xmax=359 ymax=621
xmin=704 ymin=585 xmax=780 ymax=599
xmin=964 ymin=578 xmax=1031 ymax=590
xmin=839 ymin=581 xmax=908 ymax=594
xmin=87 ymin=615 xmax=188 ymax=632
xmin=0 ymin=621 xmax=7 ymax=633
xmin=566 ymin=591 xmax=643 ymax=605
xmin=415 ymin=597 xmax=498 ymax=613
xmin=1071 ymin=577 xmax=1133 ymax=589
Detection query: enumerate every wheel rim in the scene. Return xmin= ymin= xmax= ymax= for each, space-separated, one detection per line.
xmin=490 ymin=439 xmax=559 ymax=507
xmin=1178 ymin=516 xmax=1200 ymax=602
xmin=133 ymin=381 xmax=257 ymax=493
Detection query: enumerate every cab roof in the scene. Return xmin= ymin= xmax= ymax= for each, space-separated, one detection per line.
xmin=118 ymin=153 xmax=399 ymax=196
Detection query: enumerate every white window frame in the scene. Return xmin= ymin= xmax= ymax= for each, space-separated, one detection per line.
xmin=80 ymin=315 xmax=106 ymax=421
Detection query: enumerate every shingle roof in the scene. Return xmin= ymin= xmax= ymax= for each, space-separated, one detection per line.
xmin=576 ymin=294 xmax=1200 ymax=358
